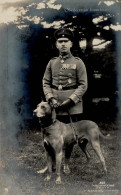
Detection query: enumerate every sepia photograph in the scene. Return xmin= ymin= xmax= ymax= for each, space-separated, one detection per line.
xmin=0 ymin=0 xmax=121 ymax=194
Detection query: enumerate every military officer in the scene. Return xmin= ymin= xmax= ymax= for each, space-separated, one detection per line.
xmin=43 ymin=28 xmax=88 ymax=123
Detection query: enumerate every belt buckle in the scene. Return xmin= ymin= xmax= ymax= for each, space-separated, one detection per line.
xmin=58 ymin=85 xmax=62 ymax=90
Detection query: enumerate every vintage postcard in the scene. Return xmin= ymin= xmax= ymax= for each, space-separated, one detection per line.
xmin=0 ymin=0 xmax=121 ymax=195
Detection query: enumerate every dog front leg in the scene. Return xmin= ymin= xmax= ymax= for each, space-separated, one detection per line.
xmin=64 ymin=143 xmax=74 ymax=174
xmin=55 ymin=151 xmax=63 ymax=184
xmin=44 ymin=153 xmax=52 ymax=181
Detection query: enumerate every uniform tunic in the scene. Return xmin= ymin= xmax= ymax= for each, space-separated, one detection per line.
xmin=43 ymin=53 xmax=88 ymax=115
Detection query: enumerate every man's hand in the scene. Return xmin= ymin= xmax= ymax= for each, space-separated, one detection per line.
xmin=49 ymin=97 xmax=60 ymax=109
xmin=59 ymin=99 xmax=75 ymax=111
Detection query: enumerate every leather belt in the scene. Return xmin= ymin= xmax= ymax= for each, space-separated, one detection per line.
xmin=52 ymin=85 xmax=77 ymax=90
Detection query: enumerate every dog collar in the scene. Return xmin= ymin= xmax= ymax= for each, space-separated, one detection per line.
xmin=39 ymin=118 xmax=56 ymax=128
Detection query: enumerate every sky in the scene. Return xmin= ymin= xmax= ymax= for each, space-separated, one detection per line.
xmin=0 ymin=0 xmax=62 ymax=24
xmin=0 ymin=0 xmax=25 ymax=3
xmin=79 ymin=39 xmax=111 ymax=50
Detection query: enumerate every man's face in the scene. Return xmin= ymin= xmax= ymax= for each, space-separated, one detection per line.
xmin=56 ymin=38 xmax=72 ymax=53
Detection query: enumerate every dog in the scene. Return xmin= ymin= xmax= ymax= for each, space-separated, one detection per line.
xmin=33 ymin=102 xmax=111 ymax=184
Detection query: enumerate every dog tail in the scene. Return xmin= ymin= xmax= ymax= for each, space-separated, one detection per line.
xmin=99 ymin=130 xmax=113 ymax=140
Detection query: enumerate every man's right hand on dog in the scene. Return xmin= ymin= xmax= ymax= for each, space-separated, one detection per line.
xmin=49 ymin=97 xmax=60 ymax=109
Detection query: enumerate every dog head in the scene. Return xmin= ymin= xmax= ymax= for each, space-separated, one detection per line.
xmin=33 ymin=102 xmax=56 ymax=124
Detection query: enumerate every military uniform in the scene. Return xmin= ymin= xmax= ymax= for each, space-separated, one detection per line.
xmin=43 ymin=53 xmax=88 ymax=116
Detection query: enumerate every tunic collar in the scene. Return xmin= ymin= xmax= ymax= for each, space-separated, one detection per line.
xmin=59 ymin=52 xmax=72 ymax=60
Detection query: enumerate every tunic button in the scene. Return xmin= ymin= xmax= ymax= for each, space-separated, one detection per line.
xmin=68 ymin=73 xmax=72 ymax=77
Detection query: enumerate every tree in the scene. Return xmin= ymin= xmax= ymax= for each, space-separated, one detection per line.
xmin=14 ymin=0 xmax=121 ymax=53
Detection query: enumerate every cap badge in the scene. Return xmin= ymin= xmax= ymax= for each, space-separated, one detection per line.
xmin=61 ymin=59 xmax=64 ymax=63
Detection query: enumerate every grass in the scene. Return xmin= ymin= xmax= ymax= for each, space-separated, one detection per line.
xmin=0 ymin=120 xmax=121 ymax=195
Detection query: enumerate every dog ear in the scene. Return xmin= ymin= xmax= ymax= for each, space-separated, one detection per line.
xmin=40 ymin=96 xmax=45 ymax=103
xmin=51 ymin=108 xmax=56 ymax=122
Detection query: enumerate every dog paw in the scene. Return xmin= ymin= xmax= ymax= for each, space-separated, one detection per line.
xmin=37 ymin=166 xmax=48 ymax=174
xmin=64 ymin=169 xmax=70 ymax=174
xmin=44 ymin=175 xmax=51 ymax=181
xmin=56 ymin=177 xmax=61 ymax=184
xmin=104 ymin=169 xmax=107 ymax=176
xmin=63 ymin=166 xmax=70 ymax=174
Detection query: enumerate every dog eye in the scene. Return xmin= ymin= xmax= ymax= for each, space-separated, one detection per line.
xmin=41 ymin=105 xmax=45 ymax=109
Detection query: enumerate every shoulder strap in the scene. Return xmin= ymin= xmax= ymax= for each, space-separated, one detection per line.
xmin=74 ymin=57 xmax=81 ymax=60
